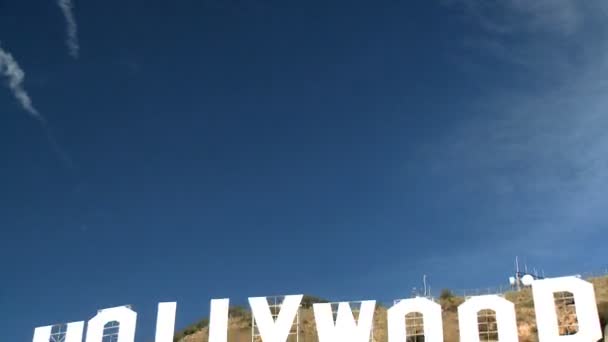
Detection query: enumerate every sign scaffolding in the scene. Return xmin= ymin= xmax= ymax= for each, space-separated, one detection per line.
xmin=251 ymin=296 xmax=301 ymax=342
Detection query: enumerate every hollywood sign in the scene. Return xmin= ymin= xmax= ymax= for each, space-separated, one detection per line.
xmin=33 ymin=276 xmax=602 ymax=342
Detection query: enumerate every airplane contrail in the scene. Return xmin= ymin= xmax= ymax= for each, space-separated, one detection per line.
xmin=0 ymin=44 xmax=75 ymax=170
xmin=57 ymin=0 xmax=80 ymax=59
xmin=0 ymin=44 xmax=45 ymax=122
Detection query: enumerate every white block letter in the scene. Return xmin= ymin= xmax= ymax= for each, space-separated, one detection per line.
xmin=209 ymin=298 xmax=229 ymax=342
xmin=155 ymin=302 xmax=176 ymax=342
xmin=33 ymin=322 xmax=84 ymax=342
xmin=458 ymin=295 xmax=518 ymax=342
xmin=314 ymin=301 xmax=376 ymax=342
xmin=249 ymin=294 xmax=302 ymax=342
xmin=85 ymin=306 xmax=137 ymax=342
xmin=532 ymin=276 xmax=601 ymax=342
xmin=388 ymin=297 xmax=443 ymax=342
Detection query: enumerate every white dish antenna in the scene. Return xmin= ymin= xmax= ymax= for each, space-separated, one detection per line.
xmin=509 ymin=277 xmax=516 ymax=285
xmin=521 ymin=274 xmax=535 ymax=286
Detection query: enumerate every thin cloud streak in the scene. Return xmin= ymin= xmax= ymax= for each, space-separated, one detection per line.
xmin=57 ymin=0 xmax=80 ymax=59
xmin=0 ymin=44 xmax=75 ymax=170
xmin=0 ymin=44 xmax=44 ymax=122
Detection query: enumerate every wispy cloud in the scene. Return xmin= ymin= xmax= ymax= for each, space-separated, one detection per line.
xmin=0 ymin=44 xmax=75 ymax=169
xmin=446 ymin=0 xmax=608 ymax=74
xmin=446 ymin=0 xmax=584 ymax=36
xmin=57 ymin=0 xmax=80 ymax=59
xmin=0 ymin=44 xmax=44 ymax=122
xmin=419 ymin=0 xmax=608 ymax=263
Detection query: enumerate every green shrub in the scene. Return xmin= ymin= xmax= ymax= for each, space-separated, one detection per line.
xmin=229 ymin=306 xmax=251 ymax=318
xmin=439 ymin=289 xmax=455 ymax=301
xmin=438 ymin=289 xmax=464 ymax=312
xmin=173 ymin=317 xmax=210 ymax=341
xmin=302 ymin=295 xmax=330 ymax=308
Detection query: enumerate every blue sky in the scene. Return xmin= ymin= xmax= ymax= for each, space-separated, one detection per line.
xmin=1 ymin=0 xmax=608 ymax=340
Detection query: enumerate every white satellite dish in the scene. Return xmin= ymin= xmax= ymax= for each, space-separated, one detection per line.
xmin=521 ymin=274 xmax=535 ymax=286
xmin=509 ymin=277 xmax=515 ymax=285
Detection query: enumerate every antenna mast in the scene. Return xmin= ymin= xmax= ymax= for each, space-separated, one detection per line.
xmin=515 ymin=256 xmax=521 ymax=291
xmin=423 ymin=275 xmax=427 ymax=297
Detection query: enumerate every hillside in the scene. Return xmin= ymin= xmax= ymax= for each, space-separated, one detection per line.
xmin=175 ymin=276 xmax=608 ymax=342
